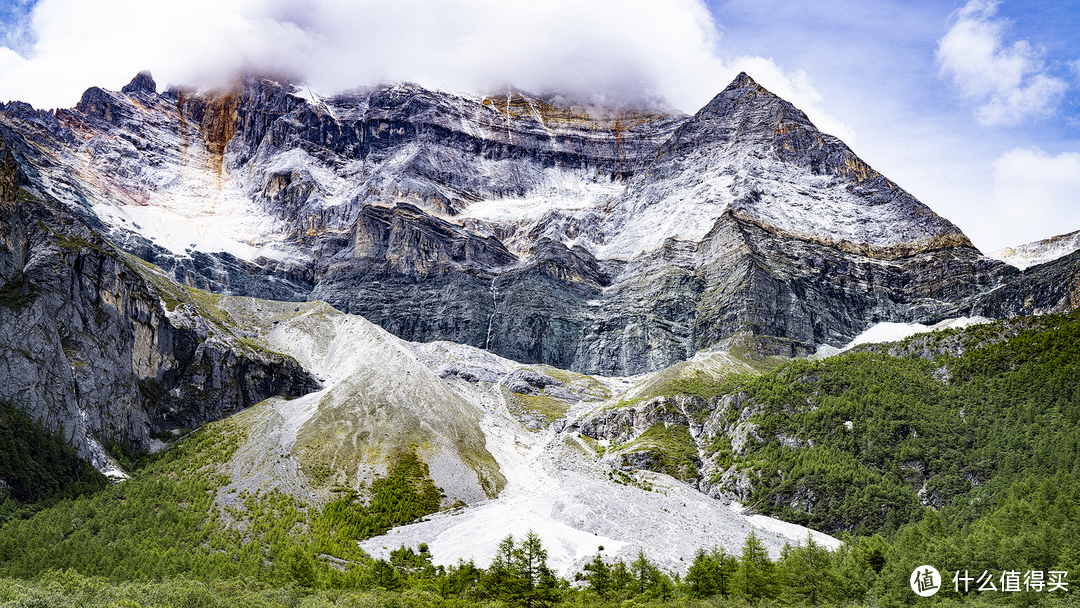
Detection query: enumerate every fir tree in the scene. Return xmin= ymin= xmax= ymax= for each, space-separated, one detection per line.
xmin=584 ymin=553 xmax=612 ymax=599
xmin=737 ymin=530 xmax=777 ymax=600
xmin=685 ymin=547 xmax=719 ymax=598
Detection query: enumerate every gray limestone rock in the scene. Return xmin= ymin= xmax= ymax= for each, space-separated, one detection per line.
xmin=0 ymin=132 xmax=319 ymax=467
xmin=1 ymin=71 xmax=1075 ymax=379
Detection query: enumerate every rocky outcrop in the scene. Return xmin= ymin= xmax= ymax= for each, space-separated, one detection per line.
xmin=575 ymin=396 xmax=702 ymax=443
xmin=572 ymin=395 xmax=712 ymax=484
xmin=0 ymin=129 xmax=319 ymax=469
xmin=966 ymin=249 xmax=1080 ymax=317
xmin=570 ymin=388 xmax=773 ymax=502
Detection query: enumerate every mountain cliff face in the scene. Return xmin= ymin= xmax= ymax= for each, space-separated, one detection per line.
xmin=0 ymin=71 xmax=1072 ymax=379
xmin=0 ymin=130 xmax=319 ymax=469
xmin=3 ymin=69 xmax=1080 ymax=576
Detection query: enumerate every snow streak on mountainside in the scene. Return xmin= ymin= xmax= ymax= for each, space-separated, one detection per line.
xmin=0 ymin=134 xmax=320 ymax=464
xmin=1 ymin=70 xmax=1073 ymax=375
xmin=990 ymin=228 xmax=1080 ymax=270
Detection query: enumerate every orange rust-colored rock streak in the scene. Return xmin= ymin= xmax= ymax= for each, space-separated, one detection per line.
xmin=481 ymin=91 xmax=670 ymax=133
xmin=201 ymin=91 xmax=240 ymax=180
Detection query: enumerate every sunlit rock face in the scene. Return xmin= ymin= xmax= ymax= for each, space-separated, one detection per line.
xmin=3 ymin=70 xmax=1070 ymax=375
xmin=989 ymin=229 xmax=1080 ymax=271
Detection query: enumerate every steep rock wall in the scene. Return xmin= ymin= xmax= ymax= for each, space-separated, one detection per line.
xmin=0 ymin=130 xmax=318 ymax=468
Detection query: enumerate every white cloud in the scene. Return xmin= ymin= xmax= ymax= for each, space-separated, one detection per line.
xmin=0 ymin=0 xmax=851 ymax=144
xmin=973 ymin=147 xmax=1080 ymax=251
xmin=0 ymin=0 xmax=722 ymax=111
xmin=936 ymin=0 xmax=1068 ymax=126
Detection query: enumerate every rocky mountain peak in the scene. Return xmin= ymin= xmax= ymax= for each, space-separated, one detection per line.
xmin=728 ymin=71 xmax=757 ymax=88
xmin=663 ymin=71 xmax=815 ymax=157
xmin=121 ymin=71 xmax=157 ymax=97
xmin=2 ymin=68 xmax=1061 ymax=378
xmin=601 ymin=71 xmax=971 ymax=261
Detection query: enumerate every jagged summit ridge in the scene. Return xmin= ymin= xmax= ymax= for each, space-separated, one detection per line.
xmin=1 ymin=70 xmax=1054 ymax=375
xmin=121 ymin=71 xmax=157 ymax=97
xmin=990 ymin=229 xmax=1080 ymax=270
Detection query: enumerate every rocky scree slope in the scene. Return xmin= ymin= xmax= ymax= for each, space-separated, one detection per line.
xmin=203 ymin=297 xmax=506 ymax=511
xmin=0 ymin=129 xmax=318 ymax=472
xmin=0 ymin=72 xmax=1074 ymax=377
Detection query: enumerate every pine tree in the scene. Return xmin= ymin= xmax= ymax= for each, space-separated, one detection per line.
xmin=783 ymin=533 xmax=832 ymax=605
xmin=685 ymin=547 xmax=719 ymax=598
xmin=485 ymin=534 xmax=521 ymax=602
xmin=712 ymin=545 xmax=737 ymax=598
xmin=737 ymin=530 xmax=776 ymax=600
xmin=284 ymin=545 xmax=316 ymax=588
xmin=369 ymin=558 xmax=401 ymax=590
xmin=630 ymin=547 xmax=657 ymax=596
xmin=515 ymin=530 xmax=558 ymax=608
xmin=611 ymin=558 xmax=633 ymax=591
xmin=584 ymin=553 xmax=612 ymax=599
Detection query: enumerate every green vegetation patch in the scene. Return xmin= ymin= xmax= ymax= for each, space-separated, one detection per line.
xmin=0 ymin=416 xmax=251 ymax=580
xmin=16 ymin=187 xmax=42 ymax=204
xmin=709 ymin=309 xmax=1080 ymax=537
xmin=313 ymin=451 xmax=443 ymax=554
xmin=0 ymin=274 xmax=36 ymax=309
xmin=119 ymin=251 xmax=290 ymax=358
xmin=668 ymin=370 xmax=757 ymax=408
xmin=728 ymin=339 xmax=790 ymax=373
xmin=0 ymin=401 xmax=107 ymax=521
xmin=608 ymin=349 xmax=761 ymax=409
xmin=504 ymin=389 xmax=571 ymax=426
xmin=611 ymin=423 xmax=700 ymax=483
xmin=117 ymin=251 xmax=186 ymax=312
xmin=527 ymin=364 xmax=611 ymax=400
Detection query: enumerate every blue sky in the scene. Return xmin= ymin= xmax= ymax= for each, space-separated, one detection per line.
xmin=0 ymin=0 xmax=1077 ymax=252
xmin=706 ymin=0 xmax=1080 ymax=252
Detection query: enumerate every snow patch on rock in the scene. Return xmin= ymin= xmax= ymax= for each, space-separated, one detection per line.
xmin=989 ymin=229 xmax=1080 ymax=270
xmin=813 ymin=317 xmax=992 ymax=358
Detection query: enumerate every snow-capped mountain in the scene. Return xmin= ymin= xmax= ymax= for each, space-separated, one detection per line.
xmin=1 ymin=71 xmax=1076 ymax=379
xmin=601 ymin=73 xmax=970 ymax=260
xmin=990 ymin=229 xmax=1080 ymax=270
xmin=4 ymin=69 xmax=1080 ymax=578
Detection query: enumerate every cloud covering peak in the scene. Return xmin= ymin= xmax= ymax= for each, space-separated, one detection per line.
xmin=0 ymin=0 xmax=852 ymax=142
xmin=1 ymin=0 xmax=719 ymax=109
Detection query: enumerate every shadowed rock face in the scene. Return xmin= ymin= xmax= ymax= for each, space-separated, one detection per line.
xmin=0 ymin=71 xmax=1072 ymax=376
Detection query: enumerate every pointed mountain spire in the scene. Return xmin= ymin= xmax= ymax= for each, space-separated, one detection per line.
xmin=727 ymin=71 xmax=758 ymax=89
xmin=121 ymin=71 xmax=157 ymax=96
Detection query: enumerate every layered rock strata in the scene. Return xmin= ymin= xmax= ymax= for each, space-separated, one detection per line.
xmin=1 ymin=71 xmax=1072 ymax=376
